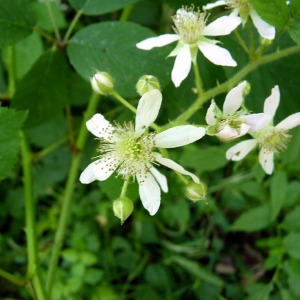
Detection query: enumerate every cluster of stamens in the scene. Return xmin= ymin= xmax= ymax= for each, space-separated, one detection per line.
xmin=172 ymin=5 xmax=208 ymax=44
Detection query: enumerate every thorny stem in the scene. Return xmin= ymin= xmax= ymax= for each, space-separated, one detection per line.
xmin=46 ymin=92 xmax=101 ymax=298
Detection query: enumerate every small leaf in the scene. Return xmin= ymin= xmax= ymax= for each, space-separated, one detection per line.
xmin=290 ymin=0 xmax=300 ymax=18
xmin=231 ymin=205 xmax=271 ymax=232
xmin=250 ymin=0 xmax=290 ymax=29
xmin=246 ymin=283 xmax=273 ymax=300
xmin=283 ymin=232 xmax=300 ymax=259
xmin=68 ymin=0 xmax=140 ymax=16
xmin=281 ymin=205 xmax=300 ymax=231
xmin=0 ymin=107 xmax=27 ymax=180
xmin=0 ymin=0 xmax=36 ymax=47
xmin=11 ymin=49 xmax=68 ymax=128
xmin=289 ymin=20 xmax=300 ymax=45
xmin=270 ymin=171 xmax=287 ymax=221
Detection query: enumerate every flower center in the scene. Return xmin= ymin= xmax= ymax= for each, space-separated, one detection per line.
xmin=257 ymin=127 xmax=291 ymax=154
xmin=98 ymin=122 xmax=156 ymax=178
xmin=172 ymin=6 xmax=208 ymax=44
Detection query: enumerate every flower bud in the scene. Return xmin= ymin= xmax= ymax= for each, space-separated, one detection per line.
xmin=136 ymin=75 xmax=160 ymax=96
xmin=113 ymin=197 xmax=134 ymax=224
xmin=91 ymin=72 xmax=114 ymax=95
xmin=185 ymin=181 xmax=207 ymax=202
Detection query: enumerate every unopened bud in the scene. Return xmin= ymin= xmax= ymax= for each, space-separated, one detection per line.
xmin=91 ymin=72 xmax=114 ymax=95
xmin=136 ymin=75 xmax=160 ymax=96
xmin=113 ymin=197 xmax=134 ymax=224
xmin=185 ymin=181 xmax=207 ymax=202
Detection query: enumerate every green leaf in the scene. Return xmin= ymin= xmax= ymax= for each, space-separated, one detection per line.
xmin=281 ymin=205 xmax=300 ymax=231
xmin=250 ymin=0 xmax=290 ymax=29
xmin=167 ymin=256 xmax=224 ymax=287
xmin=68 ymin=0 xmax=140 ymax=16
xmin=231 ymin=205 xmax=271 ymax=232
xmin=67 ymin=21 xmax=172 ymax=98
xmin=11 ymin=49 xmax=68 ymax=128
xmin=0 ymin=0 xmax=36 ymax=47
xmin=291 ymin=0 xmax=300 ymax=18
xmin=289 ymin=20 xmax=300 ymax=45
xmin=270 ymin=171 xmax=287 ymax=221
xmin=0 ymin=107 xmax=27 ymax=180
xmin=283 ymin=232 xmax=300 ymax=259
xmin=246 ymin=283 xmax=273 ymax=300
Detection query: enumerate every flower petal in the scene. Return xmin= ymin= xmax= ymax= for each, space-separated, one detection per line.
xmin=223 ymin=81 xmax=247 ymax=116
xmin=137 ymin=172 xmax=161 ymax=215
xmin=276 ymin=112 xmax=300 ymax=130
xmin=203 ymin=0 xmax=226 ymax=10
xmin=171 ymin=44 xmax=192 ymax=87
xmin=86 ymin=114 xmax=114 ymax=140
xmin=79 ymin=155 xmax=118 ymax=184
xmin=243 ymin=113 xmax=272 ymax=131
xmin=198 ymin=41 xmax=237 ymax=66
xmin=226 ymin=139 xmax=258 ymax=161
xmin=250 ymin=9 xmax=275 ymax=40
xmin=205 ymin=101 xmax=218 ymax=125
xmin=216 ymin=124 xmax=243 ymax=141
xmin=150 ymin=167 xmax=168 ymax=193
xmin=263 ymin=85 xmax=280 ymax=117
xmin=202 ymin=15 xmax=241 ymax=36
xmin=135 ymin=89 xmax=162 ymax=136
xmin=136 ymin=34 xmax=180 ymax=50
xmin=154 ymin=154 xmax=200 ymax=183
xmin=259 ymin=148 xmax=274 ymax=175
xmin=155 ymin=125 xmax=205 ymax=148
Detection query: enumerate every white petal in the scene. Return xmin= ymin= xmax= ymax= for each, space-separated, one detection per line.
xmin=155 ymin=125 xmax=205 ymax=148
xmin=79 ymin=155 xmax=118 ymax=184
xmin=198 ymin=41 xmax=237 ymax=66
xmin=136 ymin=34 xmax=180 ymax=50
xmin=154 ymin=154 xmax=200 ymax=184
xmin=259 ymin=148 xmax=274 ymax=175
xmin=250 ymin=9 xmax=275 ymax=40
xmin=226 ymin=139 xmax=258 ymax=161
xmin=263 ymin=85 xmax=280 ymax=117
xmin=276 ymin=112 xmax=300 ymax=130
xmin=150 ymin=167 xmax=168 ymax=193
xmin=137 ymin=173 xmax=161 ymax=215
xmin=171 ymin=44 xmax=192 ymax=87
xmin=206 ymin=101 xmax=218 ymax=125
xmin=202 ymin=15 xmax=241 ymax=36
xmin=203 ymin=0 xmax=226 ymax=10
xmin=243 ymin=113 xmax=272 ymax=131
xmin=223 ymin=81 xmax=247 ymax=116
xmin=135 ymin=89 xmax=162 ymax=136
xmin=86 ymin=114 xmax=114 ymax=140
xmin=216 ymin=124 xmax=241 ymax=141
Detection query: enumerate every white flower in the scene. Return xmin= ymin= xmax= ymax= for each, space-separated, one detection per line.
xmin=203 ymin=0 xmax=275 ymax=40
xmin=136 ymin=6 xmax=241 ymax=87
xmin=205 ymin=81 xmax=271 ymax=141
xmin=79 ymin=89 xmax=206 ymax=215
xmin=226 ymin=85 xmax=300 ymax=174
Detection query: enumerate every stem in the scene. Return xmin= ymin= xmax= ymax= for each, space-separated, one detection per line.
xmin=7 ymin=46 xmax=16 ymax=96
xmin=111 ymin=90 xmax=137 ymax=113
xmin=193 ymin=61 xmax=204 ymax=97
xmin=164 ymin=43 xmax=300 ymax=128
xmin=119 ymin=4 xmax=135 ymax=22
xmin=0 ymin=268 xmax=26 ymax=286
xmin=46 ymin=92 xmax=100 ymax=298
xmin=45 ymin=0 xmax=61 ymax=41
xmin=63 ymin=10 xmax=83 ymax=41
xmin=120 ymin=178 xmax=130 ymax=197
xmin=20 ymin=131 xmax=47 ymax=300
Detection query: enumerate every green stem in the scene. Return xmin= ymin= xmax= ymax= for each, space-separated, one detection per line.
xmin=119 ymin=4 xmax=135 ymax=22
xmin=46 ymin=92 xmax=100 ymax=298
xmin=120 ymin=178 xmax=130 ymax=197
xmin=63 ymin=10 xmax=83 ymax=41
xmin=45 ymin=0 xmax=61 ymax=41
xmin=193 ymin=61 xmax=204 ymax=97
xmin=20 ymin=131 xmax=47 ymax=300
xmin=0 ymin=268 xmax=26 ymax=286
xmin=164 ymin=43 xmax=300 ymax=128
xmin=7 ymin=46 xmax=16 ymax=96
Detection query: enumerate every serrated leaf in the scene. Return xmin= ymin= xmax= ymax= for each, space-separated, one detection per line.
xmin=250 ymin=0 xmax=290 ymax=29
xmin=231 ymin=205 xmax=271 ymax=232
xmin=68 ymin=0 xmax=140 ymax=16
xmin=67 ymin=21 xmax=172 ymax=98
xmin=0 ymin=0 xmax=36 ymax=47
xmin=270 ymin=171 xmax=287 ymax=221
xmin=283 ymin=232 xmax=300 ymax=259
xmin=11 ymin=50 xmax=68 ymax=128
xmin=0 ymin=107 xmax=27 ymax=180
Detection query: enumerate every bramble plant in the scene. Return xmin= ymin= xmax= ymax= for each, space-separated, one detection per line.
xmin=1 ymin=0 xmax=300 ymax=299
